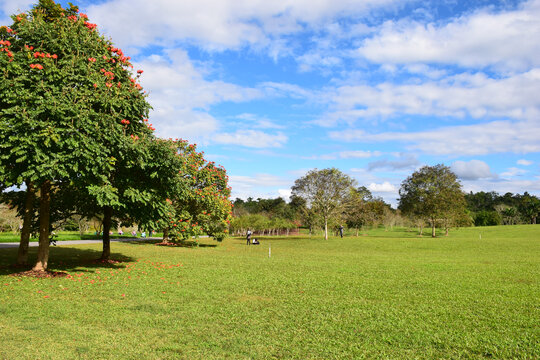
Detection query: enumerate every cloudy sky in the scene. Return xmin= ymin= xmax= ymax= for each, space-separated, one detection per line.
xmin=2 ymin=0 xmax=540 ymax=205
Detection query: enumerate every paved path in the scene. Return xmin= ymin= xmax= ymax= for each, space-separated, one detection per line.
xmin=0 ymin=237 xmax=160 ymax=249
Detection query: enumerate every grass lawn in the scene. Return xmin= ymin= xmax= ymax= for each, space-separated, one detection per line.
xmin=0 ymin=225 xmax=538 ymax=359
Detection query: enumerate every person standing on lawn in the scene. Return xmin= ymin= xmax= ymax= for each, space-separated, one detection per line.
xmin=246 ymin=229 xmax=252 ymax=245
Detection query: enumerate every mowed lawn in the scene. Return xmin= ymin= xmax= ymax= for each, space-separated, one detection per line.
xmin=0 ymin=226 xmax=538 ymax=359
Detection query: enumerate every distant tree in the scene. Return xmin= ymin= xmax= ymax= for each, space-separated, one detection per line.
xmin=465 ymin=191 xmax=500 ymax=212
xmin=399 ymin=164 xmax=466 ymax=237
xmin=291 ymin=168 xmax=356 ymax=240
xmin=289 ymin=195 xmax=320 ymax=235
xmin=519 ymin=193 xmax=540 ymax=224
xmin=346 ymin=187 xmax=370 ymax=236
xmin=496 ymin=205 xmax=519 ymax=225
xmin=473 ymin=210 xmax=501 ymax=227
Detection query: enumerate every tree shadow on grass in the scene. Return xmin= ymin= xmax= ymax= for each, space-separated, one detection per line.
xmin=0 ymin=246 xmax=136 ymax=276
xmin=154 ymin=240 xmax=217 ymax=248
xmin=122 ymin=239 xmax=162 ymax=246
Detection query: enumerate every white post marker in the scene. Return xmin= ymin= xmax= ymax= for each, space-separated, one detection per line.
xmin=269 ymin=243 xmax=271 ymax=258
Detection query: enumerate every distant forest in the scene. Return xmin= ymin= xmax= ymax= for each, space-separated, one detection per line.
xmin=229 ymin=190 xmax=539 ymax=235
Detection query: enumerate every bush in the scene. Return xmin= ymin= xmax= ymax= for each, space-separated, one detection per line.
xmin=474 ymin=211 xmax=501 ymax=226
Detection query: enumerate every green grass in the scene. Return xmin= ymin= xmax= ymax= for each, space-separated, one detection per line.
xmin=1 ymin=225 xmax=539 ymax=359
xmin=0 ymin=231 xmax=163 ymax=243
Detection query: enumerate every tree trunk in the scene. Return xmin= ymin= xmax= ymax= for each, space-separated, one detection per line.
xmin=324 ymin=218 xmax=328 ymax=240
xmin=17 ymin=181 xmax=35 ymax=266
xmin=431 ymin=219 xmax=436 ymax=238
xmin=163 ymin=227 xmax=170 ymax=241
xmin=355 ymin=227 xmax=359 ymax=237
xmin=32 ymin=181 xmax=51 ymax=272
xmin=100 ymin=206 xmax=112 ymax=260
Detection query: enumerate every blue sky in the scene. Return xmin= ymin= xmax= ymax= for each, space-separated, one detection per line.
xmin=2 ymin=0 xmax=540 ymax=206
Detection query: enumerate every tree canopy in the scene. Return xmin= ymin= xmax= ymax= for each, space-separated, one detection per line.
xmin=398 ymin=164 xmax=466 ymax=237
xmin=291 ymin=168 xmax=356 ymax=240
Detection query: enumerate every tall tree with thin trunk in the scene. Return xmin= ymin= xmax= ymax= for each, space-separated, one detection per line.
xmin=291 ymin=168 xmax=356 ymax=240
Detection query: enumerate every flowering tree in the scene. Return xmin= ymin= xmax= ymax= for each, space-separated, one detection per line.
xmin=166 ymin=140 xmax=233 ymax=243
xmin=0 ymin=0 xmax=152 ymax=270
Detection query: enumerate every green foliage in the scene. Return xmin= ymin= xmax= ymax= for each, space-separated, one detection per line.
xmin=0 ymin=2 xmax=152 ymax=190
xmin=474 ymin=210 xmax=502 ymax=226
xmin=229 ymin=213 xmax=296 ymax=235
xmin=399 ymin=164 xmax=467 ymax=236
xmin=165 ymin=140 xmax=232 ymax=242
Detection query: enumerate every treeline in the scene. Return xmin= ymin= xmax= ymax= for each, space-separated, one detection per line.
xmin=231 ymin=167 xmax=540 ymax=240
xmin=231 ymin=198 xmax=299 ymax=236
xmin=230 ymin=188 xmax=401 ymax=237
xmin=465 ymin=191 xmax=540 ymax=226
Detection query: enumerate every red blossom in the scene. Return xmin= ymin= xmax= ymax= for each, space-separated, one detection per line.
xmin=137 ymin=69 xmax=143 ymax=74
xmin=84 ymin=22 xmax=97 ymax=31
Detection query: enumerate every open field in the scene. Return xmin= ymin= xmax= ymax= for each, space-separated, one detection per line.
xmin=1 ymin=225 xmax=539 ymax=359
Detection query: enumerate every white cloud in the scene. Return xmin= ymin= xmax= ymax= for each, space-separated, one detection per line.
xmin=213 ymin=130 xmax=288 ymax=148
xmin=330 ymin=119 xmax=540 ymax=156
xmin=135 ymin=49 xmax=262 ymax=141
xmin=233 ymin=113 xmax=285 ymax=129
xmin=357 ymin=0 xmax=540 ymax=71
xmin=339 ymin=150 xmax=382 ymax=159
xmin=451 ymin=160 xmax=496 ymax=180
xmin=0 ymin=0 xmax=33 ymax=24
xmin=87 ymin=0 xmax=404 ymax=52
xmin=278 ymin=189 xmax=292 ymax=200
xmin=229 ymin=173 xmax=292 ymax=199
xmin=500 ymin=167 xmax=528 ymax=178
xmin=303 ymin=150 xmax=382 ymax=160
xmin=367 ymin=181 xmax=396 ymax=193
xmin=0 ymin=0 xmax=33 ymax=16
xmin=317 ymin=69 xmax=540 ymax=126
xmin=517 ymin=159 xmax=534 ymax=166
xmin=368 ymin=153 xmax=419 ymax=171
xmin=460 ymin=177 xmax=540 ymax=197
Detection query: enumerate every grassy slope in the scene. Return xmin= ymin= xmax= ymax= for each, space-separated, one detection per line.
xmin=0 ymin=225 xmax=538 ymax=359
